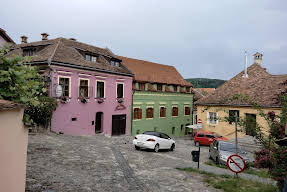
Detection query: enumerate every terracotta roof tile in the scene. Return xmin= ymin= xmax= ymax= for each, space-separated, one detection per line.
xmin=0 ymin=100 xmax=22 ymax=110
xmin=8 ymin=38 xmax=133 ymax=76
xmin=118 ymin=56 xmax=191 ymax=86
xmin=196 ymin=64 xmax=287 ymax=108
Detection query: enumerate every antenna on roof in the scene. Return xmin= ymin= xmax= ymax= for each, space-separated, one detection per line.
xmin=243 ymin=51 xmax=248 ymax=78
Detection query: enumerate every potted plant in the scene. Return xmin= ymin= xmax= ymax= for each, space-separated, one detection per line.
xmin=60 ymin=96 xmax=69 ymax=104
xmin=97 ymin=98 xmax=105 ymax=104
xmin=117 ymin=98 xmax=124 ymax=103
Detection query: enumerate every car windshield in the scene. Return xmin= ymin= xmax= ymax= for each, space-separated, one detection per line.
xmin=220 ymin=143 xmax=242 ymax=153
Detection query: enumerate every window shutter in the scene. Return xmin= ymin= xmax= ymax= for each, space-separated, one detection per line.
xmin=207 ymin=112 xmax=210 ymax=124
xmin=216 ymin=112 xmax=219 ymax=125
xmin=139 ymin=108 xmax=142 ymax=119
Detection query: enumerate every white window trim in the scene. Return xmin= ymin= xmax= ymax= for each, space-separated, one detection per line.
xmin=95 ymin=80 xmax=106 ymax=98
xmin=116 ymin=82 xmax=125 ymax=98
xmin=159 ymin=106 xmax=166 ymax=118
xmin=78 ymin=78 xmax=90 ymax=98
xmin=172 ymin=105 xmax=179 ymax=117
xmin=146 ymin=106 xmax=154 ymax=120
xmin=184 ymin=105 xmax=191 ymax=116
xmin=58 ymin=75 xmax=71 ymax=98
xmin=133 ymin=107 xmax=142 ymax=121
xmin=207 ymin=112 xmax=218 ymax=125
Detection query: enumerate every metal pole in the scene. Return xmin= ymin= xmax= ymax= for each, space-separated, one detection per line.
xmin=235 ymin=111 xmax=238 ymax=177
xmin=198 ymin=145 xmax=200 ymax=169
xmin=235 ymin=111 xmax=238 ymax=155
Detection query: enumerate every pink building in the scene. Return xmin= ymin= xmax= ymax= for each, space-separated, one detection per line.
xmin=8 ymin=34 xmax=133 ymax=136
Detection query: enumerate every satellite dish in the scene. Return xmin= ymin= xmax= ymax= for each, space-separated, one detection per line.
xmin=56 ymin=85 xmax=63 ymax=97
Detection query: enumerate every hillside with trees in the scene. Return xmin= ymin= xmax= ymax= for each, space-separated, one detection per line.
xmin=185 ymin=78 xmax=226 ymax=88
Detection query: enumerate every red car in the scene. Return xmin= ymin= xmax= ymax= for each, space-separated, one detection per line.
xmin=194 ymin=131 xmax=228 ymax=146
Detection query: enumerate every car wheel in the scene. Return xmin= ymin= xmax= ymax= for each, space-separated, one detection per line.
xmin=195 ymin=141 xmax=200 ymax=146
xmin=154 ymin=144 xmax=159 ymax=153
xmin=135 ymin=145 xmax=140 ymax=150
xmin=170 ymin=143 xmax=175 ymax=151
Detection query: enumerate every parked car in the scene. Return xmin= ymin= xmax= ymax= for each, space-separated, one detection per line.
xmin=133 ymin=131 xmax=175 ymax=152
xmin=194 ymin=131 xmax=228 ymax=146
xmin=209 ymin=140 xmax=249 ymax=165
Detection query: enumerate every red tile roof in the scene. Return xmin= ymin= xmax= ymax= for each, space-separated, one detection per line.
xmin=118 ymin=56 xmax=191 ymax=86
xmin=196 ymin=64 xmax=287 ymax=108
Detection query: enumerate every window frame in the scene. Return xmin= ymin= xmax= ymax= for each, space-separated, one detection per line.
xmin=116 ymin=82 xmax=124 ymax=99
xmin=159 ymin=106 xmax=166 ymax=118
xmin=146 ymin=106 xmax=154 ymax=119
xmin=208 ymin=112 xmax=218 ymax=124
xmin=172 ymin=106 xmax=179 ymax=117
xmin=184 ymin=106 xmax=191 ymax=116
xmin=78 ymin=78 xmax=90 ymax=98
xmin=85 ymin=54 xmax=98 ymax=63
xmin=133 ymin=107 xmax=142 ymax=120
xmin=139 ymin=83 xmax=145 ymax=90
xmin=58 ymin=75 xmax=71 ymax=98
xmin=95 ymin=80 xmax=106 ymax=98
xmin=157 ymin=84 xmax=162 ymax=92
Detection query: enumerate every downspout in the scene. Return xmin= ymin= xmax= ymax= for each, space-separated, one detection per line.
xmin=131 ymin=88 xmax=135 ymax=136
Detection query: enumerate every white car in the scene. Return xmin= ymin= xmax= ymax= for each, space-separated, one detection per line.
xmin=133 ymin=131 xmax=175 ymax=152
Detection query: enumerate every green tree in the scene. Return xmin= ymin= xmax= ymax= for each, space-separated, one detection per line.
xmin=0 ymin=46 xmax=57 ymax=127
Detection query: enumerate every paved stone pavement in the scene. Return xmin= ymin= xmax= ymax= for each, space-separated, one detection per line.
xmin=25 ymin=133 xmax=220 ymax=192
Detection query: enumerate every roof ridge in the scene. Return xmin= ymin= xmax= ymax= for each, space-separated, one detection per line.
xmin=119 ymin=56 xmax=175 ymax=68
xmin=49 ymin=38 xmax=62 ymax=61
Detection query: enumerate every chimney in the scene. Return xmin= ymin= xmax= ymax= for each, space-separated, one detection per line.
xmin=253 ymin=52 xmax=263 ymax=66
xmin=21 ymin=35 xmax=27 ymax=43
xmin=243 ymin=51 xmax=248 ymax=78
xmin=41 ymin=33 xmax=49 ymax=40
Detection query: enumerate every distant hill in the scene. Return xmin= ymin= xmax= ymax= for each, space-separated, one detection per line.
xmin=185 ymin=78 xmax=226 ymax=88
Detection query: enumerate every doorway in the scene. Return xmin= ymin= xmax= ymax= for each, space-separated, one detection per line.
xmin=245 ymin=113 xmax=256 ymax=136
xmin=95 ymin=112 xmax=103 ymax=133
xmin=112 ymin=114 xmax=126 ymax=136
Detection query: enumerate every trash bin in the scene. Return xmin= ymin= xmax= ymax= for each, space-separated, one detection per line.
xmin=191 ymin=150 xmax=200 ymax=162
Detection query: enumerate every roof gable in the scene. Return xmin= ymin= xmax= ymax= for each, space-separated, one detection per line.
xmin=196 ymin=64 xmax=287 ymax=108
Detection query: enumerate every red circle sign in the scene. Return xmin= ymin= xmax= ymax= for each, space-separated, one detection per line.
xmin=227 ymin=154 xmax=246 ymax=173
xmin=198 ymin=119 xmax=202 ymax=124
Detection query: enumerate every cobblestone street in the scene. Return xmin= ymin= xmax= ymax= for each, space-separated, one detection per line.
xmin=25 ymin=133 xmax=219 ymax=192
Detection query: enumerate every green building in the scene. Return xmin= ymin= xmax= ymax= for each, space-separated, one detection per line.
xmin=120 ymin=56 xmax=193 ymax=136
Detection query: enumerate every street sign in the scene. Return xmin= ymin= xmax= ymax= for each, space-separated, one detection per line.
xmin=56 ymin=85 xmax=63 ymax=97
xmin=227 ymin=154 xmax=246 ymax=174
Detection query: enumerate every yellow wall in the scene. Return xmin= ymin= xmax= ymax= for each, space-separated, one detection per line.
xmin=0 ymin=108 xmax=28 ymax=192
xmin=197 ymin=105 xmax=281 ymax=139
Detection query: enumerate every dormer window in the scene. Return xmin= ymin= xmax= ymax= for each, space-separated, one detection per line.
xmin=85 ymin=54 xmax=98 ymax=63
xmin=111 ymin=60 xmax=120 ymax=67
xmin=23 ymin=48 xmax=36 ymax=56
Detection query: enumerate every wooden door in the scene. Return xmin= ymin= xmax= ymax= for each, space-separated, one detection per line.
xmin=112 ymin=115 xmax=126 ymax=136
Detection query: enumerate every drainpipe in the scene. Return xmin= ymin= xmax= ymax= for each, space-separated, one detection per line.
xmin=131 ymin=88 xmax=135 ymax=136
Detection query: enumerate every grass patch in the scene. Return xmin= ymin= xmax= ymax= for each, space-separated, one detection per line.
xmin=204 ymin=161 xmax=271 ymax=178
xmin=177 ymin=167 xmax=278 ymax=192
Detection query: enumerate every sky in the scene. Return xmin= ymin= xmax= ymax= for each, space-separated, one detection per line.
xmin=1 ymin=0 xmax=287 ymax=80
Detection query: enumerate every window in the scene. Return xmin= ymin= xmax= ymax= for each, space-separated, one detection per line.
xmin=208 ymin=112 xmax=218 ymax=124
xmin=23 ymin=48 xmax=36 ymax=56
xmin=160 ymin=106 xmax=166 ymax=118
xmin=111 ymin=61 xmax=120 ymax=67
xmin=146 ymin=107 xmax=154 ymax=119
xmin=157 ymin=84 xmax=162 ymax=91
xmin=85 ymin=54 xmax=97 ymax=63
xmin=172 ymin=106 xmax=178 ymax=117
xmin=229 ymin=110 xmax=239 ymax=123
xmin=161 ymin=133 xmax=170 ymax=139
xmin=96 ymin=81 xmax=105 ymax=98
xmin=186 ymin=87 xmax=190 ymax=93
xmin=197 ymin=133 xmax=204 ymax=137
xmin=117 ymin=83 xmax=124 ymax=98
xmin=139 ymin=83 xmax=145 ymax=90
xmin=206 ymin=134 xmax=215 ymax=139
xmin=133 ymin=108 xmax=142 ymax=120
xmin=59 ymin=77 xmax=70 ymax=97
xmin=185 ymin=106 xmax=191 ymax=116
xmin=79 ymin=79 xmax=89 ymax=98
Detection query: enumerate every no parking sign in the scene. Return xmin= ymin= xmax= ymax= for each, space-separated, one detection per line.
xmin=227 ymin=154 xmax=246 ymax=174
